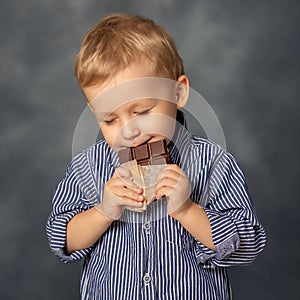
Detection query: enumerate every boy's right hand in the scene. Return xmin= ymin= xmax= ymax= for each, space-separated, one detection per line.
xmin=95 ymin=166 xmax=144 ymax=220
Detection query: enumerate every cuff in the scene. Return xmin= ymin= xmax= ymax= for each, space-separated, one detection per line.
xmin=193 ymin=208 xmax=240 ymax=266
xmin=52 ymin=247 xmax=92 ymax=264
xmin=46 ymin=210 xmax=91 ymax=264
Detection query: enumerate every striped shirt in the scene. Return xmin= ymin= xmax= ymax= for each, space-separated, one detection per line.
xmin=46 ymin=114 xmax=266 ymax=299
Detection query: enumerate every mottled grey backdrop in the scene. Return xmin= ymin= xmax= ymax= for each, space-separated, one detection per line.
xmin=1 ymin=0 xmax=299 ymax=299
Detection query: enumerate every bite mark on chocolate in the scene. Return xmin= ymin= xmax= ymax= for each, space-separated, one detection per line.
xmin=118 ymin=139 xmax=170 ymax=166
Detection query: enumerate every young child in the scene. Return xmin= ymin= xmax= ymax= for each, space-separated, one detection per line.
xmin=46 ymin=13 xmax=266 ymax=299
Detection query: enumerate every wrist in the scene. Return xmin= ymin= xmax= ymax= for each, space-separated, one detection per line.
xmin=169 ymin=198 xmax=193 ymax=221
xmin=94 ymin=203 xmax=122 ymax=221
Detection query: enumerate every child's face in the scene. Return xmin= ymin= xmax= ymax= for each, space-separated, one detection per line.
xmin=83 ymin=62 xmax=188 ymax=152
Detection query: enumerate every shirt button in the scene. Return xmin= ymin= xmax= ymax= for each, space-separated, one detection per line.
xmin=143 ymin=222 xmax=151 ymax=231
xmin=199 ymin=255 xmax=205 ymax=263
xmin=143 ymin=274 xmax=151 ymax=284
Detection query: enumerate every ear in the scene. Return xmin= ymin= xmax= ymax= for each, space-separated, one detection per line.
xmin=175 ymin=75 xmax=190 ymax=108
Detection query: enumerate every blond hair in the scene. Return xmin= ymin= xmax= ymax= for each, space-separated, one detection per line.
xmin=75 ymin=13 xmax=184 ymax=87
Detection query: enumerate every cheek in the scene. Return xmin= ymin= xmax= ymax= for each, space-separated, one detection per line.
xmin=138 ymin=114 xmax=176 ymax=139
xmin=100 ymin=125 xmax=116 ymax=147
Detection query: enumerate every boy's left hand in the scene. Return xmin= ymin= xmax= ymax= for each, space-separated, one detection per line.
xmin=155 ymin=164 xmax=192 ymax=218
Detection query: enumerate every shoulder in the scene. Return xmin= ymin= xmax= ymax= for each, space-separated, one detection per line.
xmin=83 ymin=139 xmax=112 ymax=157
xmin=189 ymin=136 xmax=243 ymax=173
xmin=70 ymin=139 xmax=114 ymax=171
xmin=191 ymin=137 xmax=246 ymax=183
xmin=190 ymin=136 xmax=225 ymax=160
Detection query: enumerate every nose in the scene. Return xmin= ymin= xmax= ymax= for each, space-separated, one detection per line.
xmin=121 ymin=119 xmax=141 ymax=141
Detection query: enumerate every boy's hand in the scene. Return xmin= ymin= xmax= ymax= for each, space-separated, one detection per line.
xmin=155 ymin=164 xmax=192 ymax=218
xmin=95 ymin=166 xmax=144 ymax=220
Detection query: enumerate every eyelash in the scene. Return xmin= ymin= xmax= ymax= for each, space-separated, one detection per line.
xmin=103 ymin=119 xmax=115 ymax=126
xmin=103 ymin=109 xmax=151 ymax=126
xmin=135 ymin=109 xmax=150 ymax=116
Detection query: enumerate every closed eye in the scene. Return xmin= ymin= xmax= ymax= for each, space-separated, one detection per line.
xmin=134 ymin=108 xmax=151 ymax=116
xmin=103 ymin=118 xmax=116 ymax=126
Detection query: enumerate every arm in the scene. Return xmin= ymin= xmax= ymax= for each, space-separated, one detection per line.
xmin=65 ymin=166 xmax=145 ymax=254
xmin=155 ymin=164 xmax=215 ymax=251
xmin=65 ymin=207 xmax=113 ymax=254
xmin=46 ymin=153 xmax=97 ymax=263
xmin=170 ymin=200 xmax=216 ymax=251
xmin=46 ymin=150 xmax=144 ymax=262
xmin=192 ymin=151 xmax=266 ymax=267
xmin=155 ymin=152 xmax=266 ymax=267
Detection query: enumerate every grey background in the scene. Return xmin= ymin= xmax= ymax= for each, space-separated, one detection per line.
xmin=1 ymin=0 xmax=299 ymax=299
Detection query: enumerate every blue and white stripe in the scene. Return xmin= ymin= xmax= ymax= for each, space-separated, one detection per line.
xmin=46 ymin=116 xmax=266 ymax=299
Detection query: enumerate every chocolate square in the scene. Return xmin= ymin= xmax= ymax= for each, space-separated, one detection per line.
xmin=149 ymin=140 xmax=166 ymax=156
xmin=133 ymin=143 xmax=149 ymax=161
xmin=118 ymin=148 xmax=132 ymax=164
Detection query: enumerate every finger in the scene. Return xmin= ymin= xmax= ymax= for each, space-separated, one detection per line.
xmin=156 ymin=165 xmax=182 ymax=182
xmin=115 ymin=166 xmax=146 ymax=191
xmin=105 ymin=189 xmax=145 ymax=208
xmin=161 ymin=164 xmax=181 ymax=173
xmin=113 ymin=186 xmax=145 ymax=202
xmin=121 ymin=198 xmax=145 ymax=208
xmin=114 ymin=193 xmax=145 ymax=208
xmin=110 ymin=174 xmax=143 ymax=192
xmin=119 ymin=176 xmax=143 ymax=191
xmin=114 ymin=166 xmax=134 ymax=180
xmin=106 ymin=182 xmax=141 ymax=198
xmin=157 ymin=171 xmax=181 ymax=183
xmin=155 ymin=177 xmax=179 ymax=193
xmin=155 ymin=186 xmax=174 ymax=200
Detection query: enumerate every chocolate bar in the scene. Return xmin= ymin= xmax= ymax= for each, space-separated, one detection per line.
xmin=118 ymin=139 xmax=170 ymax=166
xmin=118 ymin=139 xmax=170 ymax=212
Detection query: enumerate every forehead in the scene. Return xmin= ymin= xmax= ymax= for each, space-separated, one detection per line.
xmin=87 ymin=77 xmax=178 ymax=115
xmin=83 ymin=62 xmax=155 ymax=100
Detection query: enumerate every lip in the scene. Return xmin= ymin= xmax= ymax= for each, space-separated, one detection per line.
xmin=131 ymin=137 xmax=153 ymax=148
xmin=118 ymin=136 xmax=166 ymax=151
xmin=117 ymin=139 xmax=152 ymax=152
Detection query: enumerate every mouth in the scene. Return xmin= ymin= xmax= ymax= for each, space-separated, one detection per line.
xmin=117 ymin=138 xmax=151 ymax=152
xmin=118 ymin=136 xmax=167 ymax=151
xmin=131 ymin=137 xmax=153 ymax=148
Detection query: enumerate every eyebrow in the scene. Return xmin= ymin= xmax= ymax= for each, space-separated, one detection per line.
xmin=95 ymin=99 xmax=157 ymax=119
xmin=94 ymin=112 xmax=116 ymax=122
xmin=127 ymin=99 xmax=156 ymax=109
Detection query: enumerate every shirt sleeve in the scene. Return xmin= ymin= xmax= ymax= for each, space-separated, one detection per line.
xmin=46 ymin=152 xmax=99 ymax=264
xmin=193 ymin=150 xmax=267 ymax=268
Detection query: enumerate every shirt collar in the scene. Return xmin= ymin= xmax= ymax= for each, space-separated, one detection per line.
xmin=168 ymin=110 xmax=192 ymax=167
xmin=108 ymin=147 xmax=119 ymax=168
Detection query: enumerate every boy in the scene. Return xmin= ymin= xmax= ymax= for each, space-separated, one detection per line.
xmin=46 ymin=13 xmax=266 ymax=299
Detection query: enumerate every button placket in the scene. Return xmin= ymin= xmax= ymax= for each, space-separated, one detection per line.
xmin=141 ymin=219 xmax=153 ymax=288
